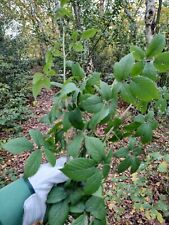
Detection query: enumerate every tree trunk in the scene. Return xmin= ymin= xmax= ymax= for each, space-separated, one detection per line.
xmin=145 ymin=0 xmax=156 ymax=43
xmin=72 ymin=0 xmax=81 ymax=30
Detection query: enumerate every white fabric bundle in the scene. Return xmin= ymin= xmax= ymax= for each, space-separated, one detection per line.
xmin=23 ymin=157 xmax=69 ymax=225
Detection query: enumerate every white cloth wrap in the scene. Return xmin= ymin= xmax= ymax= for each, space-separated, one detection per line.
xmin=23 ymin=157 xmax=68 ymax=225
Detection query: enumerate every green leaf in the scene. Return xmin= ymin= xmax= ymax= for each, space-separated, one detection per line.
xmin=136 ymin=123 xmax=153 ymax=143
xmin=131 ymin=62 xmax=144 ymax=76
xmin=24 ymin=150 xmax=42 ymax=178
xmin=124 ymin=122 xmax=141 ymax=132
xmin=69 ymin=108 xmax=84 ymax=130
xmin=61 ymin=82 xmax=79 ymax=96
xmin=29 ymin=129 xmax=44 ymax=147
xmin=133 ymin=147 xmax=143 ymax=156
xmin=70 ymin=202 xmax=85 ymax=214
xmin=72 ymin=214 xmax=88 ymax=225
xmin=69 ymin=189 xmax=84 ymax=205
xmin=68 ymin=134 xmax=84 ymax=157
xmin=118 ymin=157 xmax=131 ymax=173
xmin=154 ymin=52 xmax=169 ymax=72
xmin=72 ymin=42 xmax=84 ymax=52
xmin=61 ymin=0 xmax=69 ymax=6
xmin=130 ymin=157 xmax=141 ymax=173
xmin=146 ymin=34 xmax=165 ymax=58
xmin=71 ymin=63 xmax=85 ymax=81
xmin=85 ymin=136 xmax=105 ymax=162
xmin=3 ymin=137 xmax=34 ymax=154
xmin=86 ymin=196 xmax=106 ymax=220
xmin=86 ymin=72 xmax=101 ymax=88
xmin=142 ymin=62 xmax=157 ymax=81
xmin=48 ymin=200 xmax=69 ymax=225
xmin=47 ymin=186 xmax=68 ymax=204
xmin=114 ymin=54 xmax=134 ymax=81
xmin=61 ymin=158 xmax=96 ymax=181
xmin=44 ymin=148 xmax=56 ymax=166
xmin=130 ymin=76 xmax=159 ymax=102
xmin=71 ymin=31 xmax=79 ymax=42
xmin=84 ymin=169 xmax=102 ymax=195
xmin=55 ymin=7 xmax=72 ymax=18
xmin=32 ymin=73 xmax=50 ymax=98
xmin=88 ymin=105 xmax=109 ymax=129
xmin=130 ymin=45 xmax=145 ymax=60
xmin=100 ymin=81 xmax=112 ymax=100
xmin=63 ymin=112 xmax=72 ymax=131
xmin=120 ymin=83 xmax=136 ymax=104
xmin=81 ymin=28 xmax=98 ymax=40
xmin=102 ymin=164 xmax=110 ymax=178
xmin=81 ymin=95 xmax=103 ymax=113
xmin=134 ymin=114 xmax=145 ymax=123
xmin=93 ymin=218 xmax=106 ymax=225
xmin=113 ymin=147 xmax=129 ymax=158
xmin=158 ymin=161 xmax=168 ymax=173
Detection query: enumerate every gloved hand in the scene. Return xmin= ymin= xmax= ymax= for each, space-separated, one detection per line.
xmin=23 ymin=156 xmax=69 ymax=225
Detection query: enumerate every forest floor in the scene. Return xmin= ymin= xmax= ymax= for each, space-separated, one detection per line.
xmin=0 ymin=89 xmax=169 ymax=225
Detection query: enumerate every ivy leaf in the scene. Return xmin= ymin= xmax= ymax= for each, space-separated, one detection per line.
xmin=61 ymin=158 xmax=96 ymax=181
xmin=130 ymin=45 xmax=145 ymax=60
xmin=85 ymin=136 xmax=105 ymax=162
xmin=114 ymin=54 xmax=134 ymax=81
xmin=146 ymin=34 xmax=165 ymax=58
xmin=130 ymin=76 xmax=159 ymax=102
xmin=69 ymin=108 xmax=84 ymax=130
xmin=81 ymin=28 xmax=98 ymax=40
xmin=136 ymin=123 xmax=153 ymax=143
xmin=154 ymin=52 xmax=169 ymax=72
xmin=48 ymin=200 xmax=69 ymax=225
xmin=68 ymin=134 xmax=84 ymax=158
xmin=24 ymin=150 xmax=42 ymax=178
xmin=71 ymin=62 xmax=85 ymax=81
xmin=29 ymin=129 xmax=44 ymax=147
xmin=83 ymin=169 xmax=102 ymax=195
xmin=118 ymin=157 xmax=131 ymax=173
xmin=47 ymin=186 xmax=68 ymax=204
xmin=72 ymin=214 xmax=88 ymax=225
xmin=3 ymin=137 xmax=34 ymax=154
xmin=86 ymin=196 xmax=106 ymax=220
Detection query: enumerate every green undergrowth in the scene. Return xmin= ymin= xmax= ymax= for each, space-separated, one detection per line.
xmin=106 ymin=150 xmax=169 ymax=224
xmin=0 ymin=60 xmax=33 ymax=133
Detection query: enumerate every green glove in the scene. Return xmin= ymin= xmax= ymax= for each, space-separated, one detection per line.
xmin=0 ymin=178 xmax=34 ymax=225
